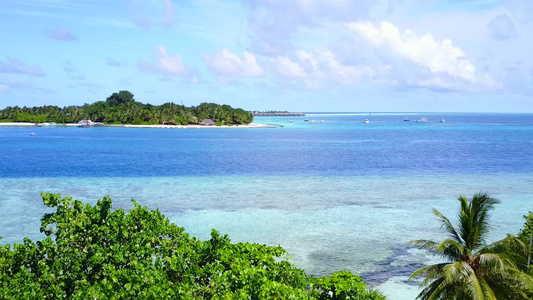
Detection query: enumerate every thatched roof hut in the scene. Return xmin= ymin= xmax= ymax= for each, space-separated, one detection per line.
xmin=199 ymin=119 xmax=216 ymax=126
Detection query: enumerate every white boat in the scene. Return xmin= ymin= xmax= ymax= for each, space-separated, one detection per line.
xmin=403 ymin=117 xmax=410 ymax=121
xmin=416 ymin=117 xmax=428 ymax=123
xmin=78 ymin=119 xmax=94 ymax=127
xmin=320 ymin=120 xmax=324 ymax=123
xmin=309 ymin=120 xmax=316 ymax=124
xmin=439 ymin=118 xmax=446 ymax=123
xmin=288 ymin=120 xmax=293 ymax=123
xmin=364 ymin=119 xmax=369 ymax=124
xmin=29 ymin=132 xmax=35 ymax=136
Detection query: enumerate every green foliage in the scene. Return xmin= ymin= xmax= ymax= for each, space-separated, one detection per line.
xmin=410 ymin=193 xmax=533 ymax=300
xmin=0 ymin=91 xmax=253 ymax=125
xmin=106 ymin=90 xmax=135 ymax=107
xmin=215 ymin=121 xmax=224 ymax=126
xmin=0 ymin=193 xmax=381 ymax=299
xmin=309 ymin=271 xmax=386 ymax=300
xmin=519 ymin=212 xmax=533 ymax=241
xmin=131 ymin=117 xmax=144 ymax=125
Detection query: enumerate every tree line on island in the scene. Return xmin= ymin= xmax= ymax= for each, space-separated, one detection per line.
xmin=0 ymin=90 xmax=253 ymax=125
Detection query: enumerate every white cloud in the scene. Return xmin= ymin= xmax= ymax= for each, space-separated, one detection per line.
xmin=46 ymin=27 xmax=77 ymax=41
xmin=0 ymin=58 xmax=45 ymax=77
xmin=0 ymin=78 xmax=52 ymax=94
xmin=345 ymin=21 xmax=477 ymax=83
xmin=243 ymin=0 xmax=385 ymax=55
xmin=125 ymin=0 xmax=175 ymax=29
xmin=203 ymin=49 xmax=264 ymax=78
xmin=274 ymin=56 xmax=306 ymax=78
xmin=272 ymin=49 xmax=373 ymax=88
xmin=138 ymin=46 xmax=193 ymax=77
xmin=488 ymin=14 xmax=517 ymax=40
xmin=317 ymin=50 xmax=374 ymax=85
xmin=63 ymin=60 xmax=86 ymax=81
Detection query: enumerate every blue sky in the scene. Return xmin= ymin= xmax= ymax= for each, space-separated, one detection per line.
xmin=1 ymin=0 xmax=532 ymax=112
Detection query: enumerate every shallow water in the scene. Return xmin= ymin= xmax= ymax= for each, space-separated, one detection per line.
xmin=1 ymin=113 xmax=532 ymax=300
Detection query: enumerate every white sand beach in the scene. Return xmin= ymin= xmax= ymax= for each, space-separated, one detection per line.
xmin=0 ymin=122 xmax=80 ymax=127
xmin=0 ymin=122 xmax=41 ymax=126
xmin=0 ymin=122 xmax=278 ymax=129
xmin=111 ymin=123 xmax=277 ymax=129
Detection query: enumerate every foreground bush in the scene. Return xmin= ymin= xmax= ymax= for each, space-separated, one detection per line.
xmin=0 ymin=193 xmax=384 ymax=299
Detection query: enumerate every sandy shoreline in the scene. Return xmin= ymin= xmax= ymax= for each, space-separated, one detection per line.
xmin=0 ymin=122 xmax=280 ymax=129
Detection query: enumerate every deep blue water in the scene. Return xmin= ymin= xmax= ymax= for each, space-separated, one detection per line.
xmin=1 ymin=113 xmax=532 ymax=178
xmin=0 ymin=113 xmax=532 ymax=300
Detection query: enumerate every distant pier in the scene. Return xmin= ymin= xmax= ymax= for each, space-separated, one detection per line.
xmin=252 ymin=112 xmax=306 ymax=116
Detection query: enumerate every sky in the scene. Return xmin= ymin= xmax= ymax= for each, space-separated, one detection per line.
xmin=1 ymin=0 xmax=533 ymax=112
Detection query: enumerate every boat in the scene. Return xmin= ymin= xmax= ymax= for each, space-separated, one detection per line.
xmin=364 ymin=119 xmax=369 ymax=124
xmin=288 ymin=120 xmax=293 ymax=123
xmin=403 ymin=117 xmax=410 ymax=121
xmin=29 ymin=132 xmax=35 ymax=136
xmin=78 ymin=119 xmax=94 ymax=127
xmin=320 ymin=120 xmax=324 ymax=123
xmin=416 ymin=117 xmax=428 ymax=123
xmin=439 ymin=118 xmax=446 ymax=123
xmin=78 ymin=119 xmax=106 ymax=127
xmin=309 ymin=120 xmax=316 ymax=124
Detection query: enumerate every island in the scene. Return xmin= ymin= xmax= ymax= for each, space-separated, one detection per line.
xmin=0 ymin=91 xmax=254 ymax=127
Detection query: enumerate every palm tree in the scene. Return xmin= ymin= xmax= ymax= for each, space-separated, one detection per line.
xmin=410 ymin=192 xmax=533 ymax=300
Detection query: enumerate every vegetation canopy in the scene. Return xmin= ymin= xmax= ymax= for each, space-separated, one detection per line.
xmin=0 ymin=90 xmax=253 ymax=125
xmin=0 ymin=193 xmax=384 ymax=299
xmin=410 ymin=192 xmax=533 ymax=300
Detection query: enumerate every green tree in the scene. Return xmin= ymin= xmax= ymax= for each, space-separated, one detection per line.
xmin=106 ymin=90 xmax=135 ymax=107
xmin=517 ymin=212 xmax=533 ymax=275
xmin=0 ymin=193 xmax=381 ymax=299
xmin=410 ymin=193 xmax=533 ymax=300
xmin=519 ymin=212 xmax=533 ymax=242
xmin=0 ymin=91 xmax=253 ymax=125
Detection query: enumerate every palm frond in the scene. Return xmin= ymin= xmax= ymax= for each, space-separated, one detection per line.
xmin=416 ymin=273 xmax=465 ymax=300
xmin=410 ymin=239 xmax=438 ymax=253
xmin=434 ymin=239 xmax=464 ymax=261
xmin=470 ymin=192 xmax=500 ymax=249
xmin=477 ymin=277 xmax=497 ymax=300
xmin=457 ymin=193 xmax=499 ymax=253
xmin=433 ymin=209 xmax=463 ymax=244
xmin=410 ymin=238 xmax=464 ymax=261
xmin=457 ymin=261 xmax=484 ymax=300
xmin=478 ymin=253 xmax=507 ymax=275
xmin=504 ymin=268 xmax=533 ymax=291
xmin=485 ymin=268 xmax=533 ymax=300
xmin=458 ymin=196 xmax=473 ymax=252
xmin=410 ymin=263 xmax=448 ymax=281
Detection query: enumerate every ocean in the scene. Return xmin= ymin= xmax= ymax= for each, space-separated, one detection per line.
xmin=1 ymin=113 xmax=532 ymax=299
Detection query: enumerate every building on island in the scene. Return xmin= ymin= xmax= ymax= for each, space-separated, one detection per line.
xmin=200 ymin=119 xmax=216 ymax=126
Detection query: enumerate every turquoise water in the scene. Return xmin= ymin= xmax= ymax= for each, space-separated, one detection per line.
xmin=0 ymin=113 xmax=532 ymax=299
